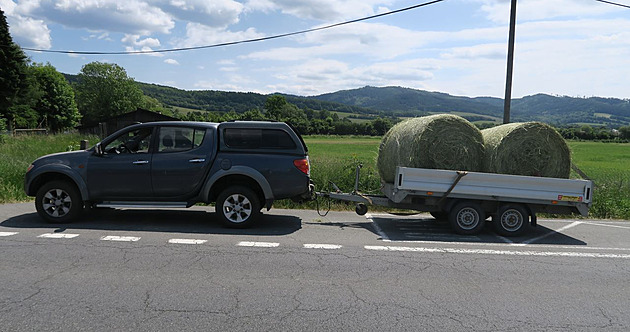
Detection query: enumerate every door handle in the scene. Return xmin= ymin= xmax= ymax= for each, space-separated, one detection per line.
xmin=188 ymin=158 xmax=206 ymax=163
xmin=132 ymin=160 xmax=149 ymax=165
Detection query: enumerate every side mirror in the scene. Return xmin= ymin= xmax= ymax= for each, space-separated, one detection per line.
xmin=94 ymin=142 xmax=104 ymax=156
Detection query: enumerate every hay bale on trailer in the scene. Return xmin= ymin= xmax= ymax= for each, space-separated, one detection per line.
xmin=482 ymin=122 xmax=570 ymax=178
xmin=377 ymin=114 xmax=485 ymax=183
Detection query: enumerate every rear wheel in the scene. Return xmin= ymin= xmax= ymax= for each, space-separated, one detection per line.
xmin=448 ymin=201 xmax=485 ymax=235
xmin=35 ymin=181 xmax=82 ymax=223
xmin=216 ymin=186 xmax=261 ymax=228
xmin=493 ymin=204 xmax=529 ymax=237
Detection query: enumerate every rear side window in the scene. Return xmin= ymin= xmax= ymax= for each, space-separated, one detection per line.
xmin=159 ymin=127 xmax=206 ymax=153
xmin=224 ymin=128 xmax=296 ymax=149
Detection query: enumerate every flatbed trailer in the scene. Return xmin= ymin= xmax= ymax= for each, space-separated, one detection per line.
xmin=318 ymin=166 xmax=593 ymax=236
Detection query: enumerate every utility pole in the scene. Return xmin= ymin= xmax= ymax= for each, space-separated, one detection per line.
xmin=503 ymin=0 xmax=517 ymax=124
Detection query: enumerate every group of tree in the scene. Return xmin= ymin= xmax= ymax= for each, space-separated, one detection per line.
xmin=1 ymin=8 xmax=80 ymax=132
xmin=178 ymin=95 xmax=394 ymax=136
xmin=557 ymin=125 xmax=630 ymax=141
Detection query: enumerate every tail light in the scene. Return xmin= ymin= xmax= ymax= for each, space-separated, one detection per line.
xmin=293 ymin=157 xmax=310 ymax=175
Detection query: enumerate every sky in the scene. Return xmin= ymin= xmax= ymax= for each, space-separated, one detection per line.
xmin=2 ymin=0 xmax=629 ymax=99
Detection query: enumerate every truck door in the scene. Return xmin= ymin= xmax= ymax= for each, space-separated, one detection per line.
xmin=87 ymin=126 xmax=154 ymax=200
xmin=151 ymin=126 xmax=213 ymax=198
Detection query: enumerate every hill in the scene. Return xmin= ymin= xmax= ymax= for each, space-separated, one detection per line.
xmin=312 ymin=86 xmax=630 ymax=126
xmin=64 ymin=73 xmax=630 ymax=126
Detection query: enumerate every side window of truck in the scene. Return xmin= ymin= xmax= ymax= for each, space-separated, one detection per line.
xmin=158 ymin=127 xmax=206 ymax=153
xmin=104 ymin=127 xmax=153 ymax=154
xmin=224 ymin=128 xmax=296 ymax=149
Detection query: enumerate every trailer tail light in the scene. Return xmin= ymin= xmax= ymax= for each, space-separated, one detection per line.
xmin=293 ymin=158 xmax=310 ymax=176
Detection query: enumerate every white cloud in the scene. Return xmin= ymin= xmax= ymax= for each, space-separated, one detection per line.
xmin=263 ymin=58 xmax=435 ymax=95
xmin=121 ymin=34 xmax=163 ymax=55
xmin=245 ymin=0 xmax=393 ymax=21
xmin=242 ymin=22 xmax=504 ymax=62
xmin=195 ymin=74 xmax=259 ymax=92
xmin=175 ymin=22 xmax=264 ymax=48
xmin=475 ymin=0 xmax=619 ymax=24
xmin=158 ymin=0 xmax=244 ymax=27
xmin=164 ymin=58 xmax=180 ymax=65
xmin=1 ymin=0 xmax=51 ymax=48
xmin=15 ymin=0 xmax=175 ymax=35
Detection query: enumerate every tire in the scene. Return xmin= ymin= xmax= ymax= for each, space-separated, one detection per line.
xmin=216 ymin=186 xmax=261 ymax=228
xmin=430 ymin=211 xmax=448 ymax=221
xmin=493 ymin=204 xmax=529 ymax=237
xmin=448 ymin=201 xmax=485 ymax=235
xmin=35 ymin=180 xmax=83 ymax=223
xmin=355 ymin=203 xmax=368 ymax=216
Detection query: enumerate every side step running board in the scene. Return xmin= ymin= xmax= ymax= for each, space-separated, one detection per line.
xmin=95 ymin=202 xmax=189 ymax=209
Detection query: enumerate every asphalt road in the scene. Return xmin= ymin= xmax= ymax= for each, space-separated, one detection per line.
xmin=1 ymin=202 xmax=629 ymax=331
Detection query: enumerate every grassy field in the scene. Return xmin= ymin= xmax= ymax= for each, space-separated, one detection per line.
xmin=0 ymin=134 xmax=99 ymax=203
xmin=301 ymin=136 xmax=629 ymax=219
xmin=0 ymin=134 xmax=628 ymax=219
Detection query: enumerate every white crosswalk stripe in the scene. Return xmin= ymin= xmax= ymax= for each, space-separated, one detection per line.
xmin=168 ymin=239 xmax=208 ymax=245
xmin=38 ymin=233 xmax=80 ymax=239
xmin=100 ymin=235 xmax=141 ymax=242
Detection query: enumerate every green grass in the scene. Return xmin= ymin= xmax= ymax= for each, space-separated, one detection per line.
xmin=1 ymin=134 xmax=628 ymax=219
xmin=0 ymin=133 xmax=99 ymax=203
xmin=568 ymin=141 xmax=630 ymax=219
xmin=297 ymin=137 xmax=629 ymax=219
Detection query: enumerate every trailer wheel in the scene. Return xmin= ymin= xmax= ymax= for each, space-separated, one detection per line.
xmin=448 ymin=202 xmax=485 ymax=235
xmin=493 ymin=204 xmax=529 ymax=237
xmin=355 ymin=203 xmax=368 ymax=216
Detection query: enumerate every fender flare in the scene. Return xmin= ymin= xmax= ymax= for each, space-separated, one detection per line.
xmin=201 ymin=166 xmax=274 ymax=203
xmin=26 ymin=165 xmax=89 ymax=201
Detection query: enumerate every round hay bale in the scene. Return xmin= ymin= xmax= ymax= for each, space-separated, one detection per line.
xmin=377 ymin=114 xmax=485 ymax=183
xmin=482 ymin=122 xmax=570 ymax=178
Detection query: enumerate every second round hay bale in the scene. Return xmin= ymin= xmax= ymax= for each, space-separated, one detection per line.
xmin=482 ymin=122 xmax=570 ymax=178
xmin=377 ymin=114 xmax=485 ymax=183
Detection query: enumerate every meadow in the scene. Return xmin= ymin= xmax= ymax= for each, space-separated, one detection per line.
xmin=0 ymin=134 xmax=628 ymax=219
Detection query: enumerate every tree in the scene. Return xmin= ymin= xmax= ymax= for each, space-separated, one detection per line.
xmin=371 ymin=117 xmax=392 ymax=136
xmin=264 ymin=95 xmax=287 ymax=112
xmin=28 ymin=63 xmax=81 ymax=132
xmin=0 ymin=8 xmax=29 ymax=130
xmin=619 ymin=126 xmax=630 ymax=140
xmin=75 ymin=62 xmax=144 ymax=123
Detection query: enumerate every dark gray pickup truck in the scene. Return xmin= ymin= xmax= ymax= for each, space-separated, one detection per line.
xmin=24 ymin=121 xmax=313 ymax=228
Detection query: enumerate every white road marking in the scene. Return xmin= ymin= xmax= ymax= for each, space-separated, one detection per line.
xmin=38 ymin=233 xmax=79 ymax=239
xmin=365 ymin=213 xmax=391 ymax=241
xmin=364 ymin=245 xmax=630 ymax=259
xmin=581 ymin=221 xmax=630 ymax=230
xmin=237 ymin=241 xmax=280 ymax=248
xmin=0 ymin=232 xmax=18 ymax=237
xmin=304 ymin=244 xmax=343 ymax=250
xmin=100 ymin=235 xmax=141 ymax=242
xmin=168 ymin=239 xmax=208 ymax=245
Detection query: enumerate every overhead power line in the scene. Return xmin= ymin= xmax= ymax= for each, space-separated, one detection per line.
xmin=21 ymin=0 xmax=446 ymax=55
xmin=594 ymin=0 xmax=630 ymax=9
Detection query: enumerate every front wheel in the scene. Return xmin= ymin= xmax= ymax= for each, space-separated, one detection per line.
xmin=493 ymin=204 xmax=529 ymax=237
xmin=216 ymin=186 xmax=261 ymax=228
xmin=35 ymin=181 xmax=83 ymax=223
xmin=448 ymin=201 xmax=485 ymax=235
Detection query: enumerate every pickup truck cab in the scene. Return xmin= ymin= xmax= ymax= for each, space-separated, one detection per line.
xmin=25 ymin=121 xmax=313 ymax=228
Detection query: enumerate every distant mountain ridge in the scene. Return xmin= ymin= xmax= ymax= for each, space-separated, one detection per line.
xmin=63 ymin=74 xmax=630 ymax=126
xmin=311 ymin=86 xmax=630 ymax=126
